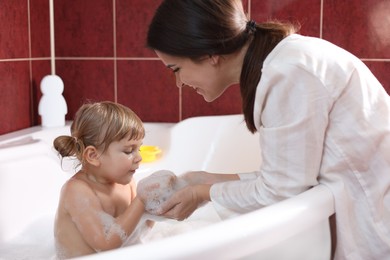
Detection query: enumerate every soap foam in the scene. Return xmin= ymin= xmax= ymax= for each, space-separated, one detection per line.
xmin=97 ymin=211 xmax=127 ymax=243
xmin=0 ymin=182 xmax=221 ymax=259
xmin=137 ymin=170 xmax=188 ymax=215
xmin=0 ymin=211 xmax=220 ymax=260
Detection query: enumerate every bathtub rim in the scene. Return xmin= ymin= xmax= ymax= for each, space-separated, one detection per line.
xmin=0 ymin=116 xmax=335 ymax=259
xmin=75 ymin=184 xmax=335 ymax=260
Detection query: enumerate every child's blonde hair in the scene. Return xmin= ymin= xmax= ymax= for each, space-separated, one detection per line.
xmin=54 ymin=101 xmax=145 ymax=164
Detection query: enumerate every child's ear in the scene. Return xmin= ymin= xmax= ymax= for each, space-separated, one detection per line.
xmin=83 ymin=146 xmax=100 ymax=166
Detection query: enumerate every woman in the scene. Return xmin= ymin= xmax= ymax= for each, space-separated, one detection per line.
xmin=146 ymin=0 xmax=390 ymax=258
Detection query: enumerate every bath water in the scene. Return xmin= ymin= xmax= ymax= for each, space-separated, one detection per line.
xmin=0 ymin=169 xmax=220 ymax=259
xmin=0 ymin=214 xmax=57 ymax=260
xmin=0 ymin=206 xmax=220 ymax=260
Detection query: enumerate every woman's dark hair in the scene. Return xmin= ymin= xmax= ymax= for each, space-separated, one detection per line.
xmin=147 ymin=0 xmax=298 ymax=132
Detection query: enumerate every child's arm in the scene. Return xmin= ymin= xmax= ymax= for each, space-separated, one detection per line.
xmin=129 ymin=179 xmax=154 ymax=228
xmin=63 ymin=179 xmax=145 ymax=252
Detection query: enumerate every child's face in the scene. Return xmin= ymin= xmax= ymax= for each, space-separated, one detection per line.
xmin=97 ymin=136 xmax=143 ymax=185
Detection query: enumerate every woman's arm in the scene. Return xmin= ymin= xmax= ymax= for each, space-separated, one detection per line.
xmin=209 ymin=63 xmax=330 ymax=212
xmin=181 ymin=171 xmax=239 ymax=185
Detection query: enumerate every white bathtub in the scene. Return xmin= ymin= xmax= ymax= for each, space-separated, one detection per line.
xmin=0 ymin=114 xmax=335 ymax=260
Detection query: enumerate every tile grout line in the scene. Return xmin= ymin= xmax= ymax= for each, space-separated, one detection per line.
xmin=27 ymin=0 xmax=34 ymax=126
xmin=1 ymin=57 xmax=390 ymax=62
xmin=113 ymin=0 xmax=118 ymax=102
xmin=179 ymin=85 xmax=182 ymax=122
xmin=49 ymin=0 xmax=55 ymax=74
xmin=361 ymin=58 xmax=390 ymax=62
xmin=248 ymin=0 xmax=251 ymax=19
xmin=0 ymin=57 xmax=161 ymax=61
xmin=0 ymin=58 xmax=50 ymax=62
xmin=320 ymin=0 xmax=324 ymax=38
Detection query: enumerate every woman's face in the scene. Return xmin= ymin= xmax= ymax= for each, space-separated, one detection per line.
xmin=155 ymin=50 xmax=231 ymax=102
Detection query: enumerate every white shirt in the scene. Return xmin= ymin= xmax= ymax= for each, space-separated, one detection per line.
xmin=210 ymin=34 xmax=390 ymax=259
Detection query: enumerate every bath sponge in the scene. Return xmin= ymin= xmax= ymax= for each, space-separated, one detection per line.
xmin=137 ymin=170 xmax=187 ymax=215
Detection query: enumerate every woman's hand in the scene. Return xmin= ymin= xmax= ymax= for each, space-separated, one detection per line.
xmin=157 ymin=184 xmax=211 ymax=221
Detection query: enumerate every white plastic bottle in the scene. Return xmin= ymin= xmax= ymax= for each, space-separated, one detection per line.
xmin=38 ymin=75 xmax=68 ymax=127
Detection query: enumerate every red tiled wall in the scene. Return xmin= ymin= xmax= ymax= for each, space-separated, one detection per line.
xmin=1 ymin=0 xmax=389 ymax=135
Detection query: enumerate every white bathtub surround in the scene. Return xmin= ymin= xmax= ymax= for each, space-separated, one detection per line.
xmin=0 ymin=115 xmax=334 ymax=259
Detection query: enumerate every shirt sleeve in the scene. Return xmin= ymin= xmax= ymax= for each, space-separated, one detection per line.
xmin=210 ymin=63 xmax=332 ymax=215
xmin=237 ymin=171 xmax=258 ymax=180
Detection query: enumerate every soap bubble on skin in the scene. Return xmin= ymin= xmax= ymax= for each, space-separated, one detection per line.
xmin=55 ymin=242 xmax=69 ymax=260
xmin=97 ymin=211 xmax=127 ymax=243
xmin=72 ymin=210 xmax=128 ymax=249
xmin=121 ymin=218 xmax=152 ymax=246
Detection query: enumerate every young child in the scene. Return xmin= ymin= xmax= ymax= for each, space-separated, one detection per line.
xmin=53 ymin=101 xmax=153 ymax=259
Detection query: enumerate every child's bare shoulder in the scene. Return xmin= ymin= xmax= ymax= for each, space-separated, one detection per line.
xmin=60 ymin=175 xmax=96 ymax=199
xmin=59 ymin=175 xmax=103 ymax=216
